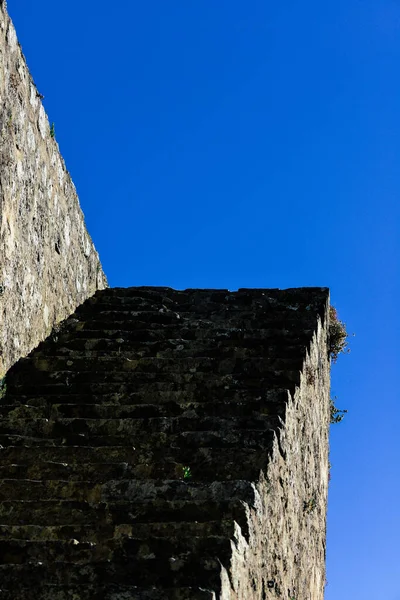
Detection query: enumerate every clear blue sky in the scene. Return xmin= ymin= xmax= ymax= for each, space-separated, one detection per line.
xmin=9 ymin=1 xmax=400 ymax=598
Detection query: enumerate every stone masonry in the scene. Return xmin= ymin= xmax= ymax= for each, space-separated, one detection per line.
xmin=0 ymin=4 xmax=331 ymax=598
xmin=0 ymin=286 xmax=330 ymax=599
xmin=0 ymin=3 xmax=107 ymax=376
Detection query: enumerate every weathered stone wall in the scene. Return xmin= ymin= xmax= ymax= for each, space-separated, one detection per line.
xmin=0 ymin=286 xmax=330 ymax=599
xmin=0 ymin=3 xmax=107 ymax=376
xmin=223 ymin=308 xmax=330 ymax=599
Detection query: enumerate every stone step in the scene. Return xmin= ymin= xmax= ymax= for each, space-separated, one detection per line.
xmin=0 ymin=399 xmax=286 ymax=423
xmin=0 ymin=445 xmax=139 ymax=464
xmin=76 ymin=299 xmax=314 ymax=318
xmin=76 ymin=288 xmax=313 ymax=309
xmin=0 ymin=533 xmax=231 ymax=568
xmin=33 ymin=338 xmax=308 ymax=360
xmin=3 ymin=478 xmax=256 ymax=503
xmin=0 ymin=519 xmax=235 ymax=543
xmin=0 ymin=523 xmax=115 ymax=542
xmin=80 ymin=294 xmax=180 ymax=310
xmin=0 ymin=549 xmax=224 ymax=588
xmin=0 ymin=496 xmax=249 ymax=531
xmin=0 ymin=462 xmax=137 ymax=482
xmin=0 ymin=446 xmax=271 ymax=481
xmin=48 ymin=326 xmax=315 ymax=345
xmin=0 ymin=428 xmax=276 ymax=449
xmin=0 ymin=499 xmax=111 ymax=526
xmin=64 ymin=307 xmax=317 ymax=326
xmin=0 ymin=538 xmax=111 ymax=563
xmin=0 ymin=534 xmax=230 ymax=589
xmin=3 ymin=387 xmax=289 ymax=407
xmin=0 ymin=478 xmax=258 ymax=505
xmin=0 ymin=480 xmax=105 ymax=503
xmin=7 ymin=370 xmax=300 ymax=395
xmin=96 ymin=285 xmax=326 ymax=304
xmin=78 ymin=288 xmax=318 ymax=310
xmin=25 ymin=350 xmax=305 ymax=370
xmin=0 ymin=414 xmax=280 ymax=438
xmin=80 ymin=285 xmax=320 ymax=308
xmin=0 ymin=398 xmax=285 ymax=420
xmin=0 ymin=447 xmax=270 ymax=481
xmin=61 ymin=314 xmax=317 ymax=333
xmin=0 ymin=583 xmax=216 ymax=600
xmin=10 ymin=355 xmax=303 ymax=378
xmin=0 ymin=404 xmax=46 ymax=419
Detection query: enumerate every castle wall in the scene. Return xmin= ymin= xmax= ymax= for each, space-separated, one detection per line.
xmin=1 ymin=286 xmax=330 ymax=598
xmin=222 ymin=314 xmax=330 ymax=599
xmin=0 ymin=3 xmax=107 ymax=376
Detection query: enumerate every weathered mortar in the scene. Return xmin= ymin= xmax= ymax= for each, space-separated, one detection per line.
xmin=0 ymin=2 xmax=107 ymax=376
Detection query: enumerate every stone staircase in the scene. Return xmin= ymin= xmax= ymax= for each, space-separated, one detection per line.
xmin=0 ymin=287 xmax=327 ymax=599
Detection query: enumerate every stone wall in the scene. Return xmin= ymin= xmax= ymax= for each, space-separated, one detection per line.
xmin=0 ymin=286 xmax=330 ymax=599
xmin=223 ymin=304 xmax=330 ymax=599
xmin=0 ymin=2 xmax=107 ymax=376
xmin=0 ymin=5 xmax=331 ymax=597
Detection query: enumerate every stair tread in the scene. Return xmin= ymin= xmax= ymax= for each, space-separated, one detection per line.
xmin=0 ymin=557 xmax=224 ymax=588
xmin=0 ymin=533 xmax=232 ymax=565
xmin=2 ymin=387 xmax=289 ymax=405
xmin=33 ymin=343 xmax=307 ymax=358
xmin=0 ymin=399 xmax=286 ymax=421
xmin=0 ymin=495 xmax=252 ymax=531
xmin=0 ymin=584 xmax=216 ymax=600
xmin=0 ymin=445 xmax=269 ymax=482
xmin=0 ymin=415 xmax=279 ymax=436
xmin=0 ymin=428 xmax=276 ymax=449
xmin=45 ymin=326 xmax=315 ymax=343
xmin=0 ymin=519 xmax=236 ymax=541
xmin=0 ymin=476 xmax=262 ymax=506
xmin=0 ymin=478 xmax=258 ymax=501
xmin=7 ymin=373 xmax=299 ymax=396
xmin=63 ymin=315 xmax=317 ymax=328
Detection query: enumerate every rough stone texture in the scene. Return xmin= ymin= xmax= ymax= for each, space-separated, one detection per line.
xmin=0 ymin=3 xmax=107 ymax=376
xmin=0 ymin=286 xmax=330 ymax=599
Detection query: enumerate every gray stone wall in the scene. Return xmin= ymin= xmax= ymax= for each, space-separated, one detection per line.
xmin=0 ymin=286 xmax=330 ymax=598
xmin=0 ymin=3 xmax=107 ymax=376
xmin=223 ymin=313 xmax=330 ymax=599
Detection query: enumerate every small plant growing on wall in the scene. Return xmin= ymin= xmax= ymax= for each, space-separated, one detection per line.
xmin=330 ymin=397 xmax=348 ymax=424
xmin=328 ymin=306 xmax=350 ymax=362
xmin=182 ymin=466 xmax=192 ymax=480
xmin=50 ymin=122 xmax=55 ymax=139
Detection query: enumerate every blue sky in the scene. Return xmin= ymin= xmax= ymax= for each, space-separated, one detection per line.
xmin=9 ymin=1 xmax=400 ymax=598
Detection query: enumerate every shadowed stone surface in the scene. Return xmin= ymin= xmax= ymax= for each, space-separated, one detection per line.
xmin=0 ymin=286 xmax=330 ymax=599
